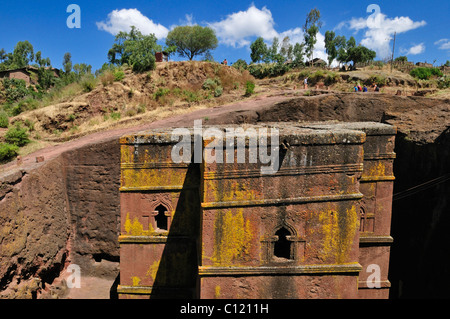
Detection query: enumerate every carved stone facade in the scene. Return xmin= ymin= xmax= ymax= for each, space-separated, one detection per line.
xmin=117 ymin=122 xmax=396 ymax=299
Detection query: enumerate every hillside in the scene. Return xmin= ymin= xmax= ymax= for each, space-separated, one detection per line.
xmin=4 ymin=62 xmax=253 ymax=144
xmin=1 ymin=61 xmax=449 ymax=163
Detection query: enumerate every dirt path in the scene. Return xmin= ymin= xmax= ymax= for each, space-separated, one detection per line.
xmin=0 ymin=90 xmax=297 ymax=177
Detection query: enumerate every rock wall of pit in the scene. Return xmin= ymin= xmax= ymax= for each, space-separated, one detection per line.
xmin=1 ymin=92 xmax=449 ymax=298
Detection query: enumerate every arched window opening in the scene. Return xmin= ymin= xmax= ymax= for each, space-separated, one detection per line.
xmin=274 ymin=227 xmax=292 ymax=260
xmin=154 ymin=204 xmax=168 ymax=230
xmin=360 ymin=207 xmax=366 ymax=232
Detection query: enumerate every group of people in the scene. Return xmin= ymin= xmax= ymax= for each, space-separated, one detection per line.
xmin=353 ymin=84 xmax=380 ymax=92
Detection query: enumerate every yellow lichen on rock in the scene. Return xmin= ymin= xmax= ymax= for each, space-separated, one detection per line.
xmin=212 ymin=209 xmax=254 ymax=266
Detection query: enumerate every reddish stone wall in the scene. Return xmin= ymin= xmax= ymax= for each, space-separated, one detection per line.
xmin=0 ymin=157 xmax=69 ymax=298
xmin=62 ymin=139 xmax=121 ymax=277
xmin=0 ymin=138 xmax=122 ymax=298
xmin=8 ymin=70 xmax=31 ymax=84
xmin=117 ymin=123 xmax=395 ymax=299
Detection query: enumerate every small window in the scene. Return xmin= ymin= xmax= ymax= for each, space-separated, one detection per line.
xmin=274 ymin=227 xmax=292 ymax=260
xmin=154 ymin=204 xmax=168 ymax=230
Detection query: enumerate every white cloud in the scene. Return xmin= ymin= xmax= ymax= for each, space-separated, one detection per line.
xmin=406 ymin=43 xmax=425 ymax=55
xmin=207 ymin=4 xmax=335 ymax=65
xmin=435 ymin=39 xmax=450 ymax=50
xmin=96 ymin=8 xmax=169 ymax=39
xmin=208 ymin=5 xmax=279 ymax=47
xmin=341 ymin=11 xmax=426 ymax=59
xmin=279 ymin=28 xmax=304 ymax=47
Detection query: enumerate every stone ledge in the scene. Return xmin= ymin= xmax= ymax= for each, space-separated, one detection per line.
xmin=198 ymin=263 xmax=362 ymax=276
xmin=201 ymin=193 xmax=364 ymax=209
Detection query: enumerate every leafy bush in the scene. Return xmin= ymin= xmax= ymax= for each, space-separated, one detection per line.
xmin=309 ymin=70 xmax=326 ymax=84
xmin=154 ymin=87 xmax=170 ymax=100
xmin=202 ymin=78 xmax=221 ymax=91
xmin=247 ymin=63 xmax=290 ymax=79
xmin=202 ymin=78 xmax=223 ymax=97
xmin=9 ymin=98 xmax=39 ymax=116
xmin=114 ymin=70 xmax=125 ymax=81
xmin=2 ymin=78 xmax=30 ymax=103
xmin=232 ymin=59 xmax=248 ymax=70
xmin=368 ymin=74 xmax=387 ymax=86
xmin=183 ymin=90 xmax=200 ymax=102
xmin=0 ymin=112 xmax=9 ymax=128
xmin=110 ymin=112 xmax=121 ymax=120
xmin=5 ymin=124 xmax=30 ymax=147
xmin=324 ymin=72 xmax=340 ymax=86
xmin=410 ymin=67 xmax=443 ymax=80
xmin=0 ymin=143 xmax=19 ymax=162
xmin=245 ymin=81 xmax=255 ymax=96
xmin=214 ymin=86 xmax=223 ymax=97
xmin=438 ymin=76 xmax=450 ymax=89
xmin=80 ymin=75 xmax=97 ymax=92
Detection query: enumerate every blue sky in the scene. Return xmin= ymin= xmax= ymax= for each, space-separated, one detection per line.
xmin=1 ymin=0 xmax=449 ymax=71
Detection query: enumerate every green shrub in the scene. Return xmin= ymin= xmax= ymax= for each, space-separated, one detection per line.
xmin=5 ymin=124 xmax=30 ymax=147
xmin=232 ymin=59 xmax=248 ymax=70
xmin=324 ymin=72 xmax=340 ymax=86
xmin=114 ymin=71 xmax=125 ymax=81
xmin=202 ymin=78 xmax=223 ymax=98
xmin=2 ymin=78 xmax=30 ymax=103
xmin=183 ymin=90 xmax=200 ymax=103
xmin=0 ymin=112 xmax=9 ymax=128
xmin=309 ymin=70 xmax=326 ymax=84
xmin=368 ymin=74 xmax=387 ymax=86
xmin=410 ymin=67 xmax=443 ymax=80
xmin=110 ymin=112 xmax=121 ymax=120
xmin=0 ymin=143 xmax=19 ymax=162
xmin=9 ymin=98 xmax=39 ymax=116
xmin=245 ymin=81 xmax=255 ymax=96
xmin=214 ymin=86 xmax=223 ymax=97
xmin=154 ymin=87 xmax=170 ymax=100
xmin=80 ymin=75 xmax=97 ymax=92
xmin=247 ymin=63 xmax=290 ymax=79
xmin=438 ymin=76 xmax=450 ymax=89
xmin=137 ymin=104 xmax=147 ymax=114
xmin=202 ymin=78 xmax=222 ymax=91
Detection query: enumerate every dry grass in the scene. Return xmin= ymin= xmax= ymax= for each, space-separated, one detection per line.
xmin=5 ymin=62 xmax=255 ymax=145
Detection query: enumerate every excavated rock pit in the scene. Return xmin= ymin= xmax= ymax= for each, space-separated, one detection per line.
xmin=0 ymin=91 xmax=449 ymax=299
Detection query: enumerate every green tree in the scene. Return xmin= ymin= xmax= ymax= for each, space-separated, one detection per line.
xmin=165 ymin=25 xmax=218 ymax=61
xmin=303 ymin=9 xmax=322 ymax=65
xmin=73 ymin=63 xmax=92 ymax=76
xmin=444 ymin=60 xmax=450 ymax=67
xmin=292 ymin=42 xmax=305 ymax=66
xmin=280 ymin=36 xmax=293 ymax=61
xmin=34 ymin=51 xmax=51 ymax=68
xmin=126 ymin=33 xmax=159 ymax=72
xmin=324 ymin=31 xmax=338 ymax=66
xmin=395 ymin=56 xmax=408 ymax=62
xmin=347 ymin=45 xmax=376 ymax=67
xmin=62 ymin=52 xmax=73 ymax=74
xmin=0 ymin=49 xmax=13 ymax=71
xmin=335 ymin=35 xmax=348 ymax=66
xmin=5 ymin=124 xmax=30 ymax=147
xmin=267 ymin=37 xmax=284 ymax=64
xmin=12 ymin=40 xmax=34 ymax=68
xmin=108 ymin=26 xmax=161 ymax=72
xmin=232 ymin=59 xmax=248 ymax=70
xmin=0 ymin=49 xmax=6 ymax=63
xmin=37 ymin=67 xmax=56 ymax=90
xmin=250 ymin=37 xmax=268 ymax=63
